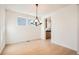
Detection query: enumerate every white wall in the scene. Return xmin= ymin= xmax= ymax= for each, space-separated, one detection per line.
xmin=77 ymin=5 xmax=79 ymax=54
xmin=51 ymin=5 xmax=77 ymax=51
xmin=40 ymin=17 xmax=46 ymax=40
xmin=0 ymin=5 xmax=6 ymax=54
xmin=6 ymin=10 xmax=41 ymax=44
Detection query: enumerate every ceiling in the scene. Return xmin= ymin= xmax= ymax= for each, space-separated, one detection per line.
xmin=6 ymin=4 xmax=70 ymax=17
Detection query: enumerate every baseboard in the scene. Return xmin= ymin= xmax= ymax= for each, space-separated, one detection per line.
xmin=51 ymin=40 xmax=77 ymax=51
xmin=6 ymin=39 xmax=41 ymax=45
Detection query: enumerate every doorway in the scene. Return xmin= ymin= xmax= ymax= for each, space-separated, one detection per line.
xmin=45 ymin=17 xmax=51 ymax=40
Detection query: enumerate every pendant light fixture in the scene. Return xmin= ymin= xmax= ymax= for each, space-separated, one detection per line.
xmin=31 ymin=4 xmax=42 ymax=26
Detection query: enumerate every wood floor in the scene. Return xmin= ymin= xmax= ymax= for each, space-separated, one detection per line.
xmin=2 ymin=40 xmax=77 ymax=55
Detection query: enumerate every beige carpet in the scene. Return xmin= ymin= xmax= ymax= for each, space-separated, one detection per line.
xmin=2 ymin=40 xmax=77 ymax=55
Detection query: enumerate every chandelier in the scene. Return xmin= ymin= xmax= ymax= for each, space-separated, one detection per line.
xmin=31 ymin=4 xmax=42 ymax=26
